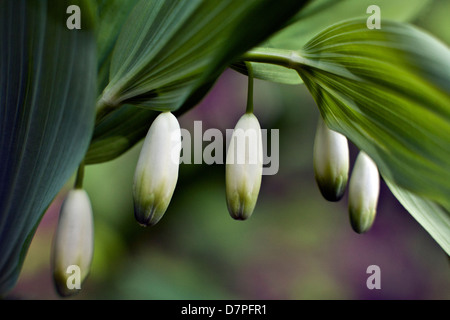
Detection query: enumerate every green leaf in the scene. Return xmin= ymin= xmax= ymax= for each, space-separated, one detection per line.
xmin=88 ymin=0 xmax=309 ymax=164
xmin=269 ymin=0 xmax=433 ymax=50
xmin=296 ymin=19 xmax=450 ymax=213
xmin=94 ymin=0 xmax=140 ymax=91
xmin=235 ymin=0 xmax=434 ymax=84
xmin=99 ymin=0 xmax=309 ymax=111
xmin=0 ymin=0 xmax=97 ymax=294
xmin=386 ymin=180 xmax=450 ymax=255
xmin=414 ymin=0 xmax=450 ymax=46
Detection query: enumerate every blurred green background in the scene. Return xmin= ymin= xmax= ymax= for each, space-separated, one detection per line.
xmin=7 ymin=0 xmax=450 ymax=300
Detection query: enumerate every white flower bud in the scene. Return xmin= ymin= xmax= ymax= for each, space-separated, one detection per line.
xmin=348 ymin=151 xmax=380 ymax=233
xmin=313 ymin=116 xmax=349 ymax=201
xmin=133 ymin=111 xmax=181 ymax=226
xmin=52 ymin=189 xmax=94 ymax=297
xmin=225 ymin=113 xmax=263 ymax=220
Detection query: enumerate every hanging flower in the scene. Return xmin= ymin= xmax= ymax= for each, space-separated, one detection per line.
xmin=348 ymin=151 xmax=380 ymax=233
xmin=52 ymin=189 xmax=94 ymax=297
xmin=225 ymin=113 xmax=263 ymax=220
xmin=133 ymin=111 xmax=182 ymax=226
xmin=313 ymin=116 xmax=349 ymax=201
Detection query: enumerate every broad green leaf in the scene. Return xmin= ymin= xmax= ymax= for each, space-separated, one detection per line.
xmin=235 ymin=0 xmax=434 ymax=84
xmin=87 ymin=0 xmax=309 ymax=164
xmin=94 ymin=0 xmax=140 ymax=91
xmin=99 ymin=0 xmax=309 ymax=112
xmin=385 ymin=180 xmax=450 ymax=255
xmin=269 ymin=0 xmax=433 ymax=50
xmin=0 ymin=0 xmax=97 ymax=294
xmin=296 ymin=19 xmax=450 ymax=214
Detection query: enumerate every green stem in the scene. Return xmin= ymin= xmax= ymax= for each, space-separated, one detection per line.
xmin=245 ymin=62 xmax=254 ymax=114
xmin=74 ymin=161 xmax=85 ymax=190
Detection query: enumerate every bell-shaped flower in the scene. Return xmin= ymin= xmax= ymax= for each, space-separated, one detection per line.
xmin=313 ymin=116 xmax=349 ymax=201
xmin=348 ymin=151 xmax=380 ymax=233
xmin=226 ymin=113 xmax=263 ymax=220
xmin=52 ymin=189 xmax=94 ymax=297
xmin=133 ymin=111 xmax=181 ymax=226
